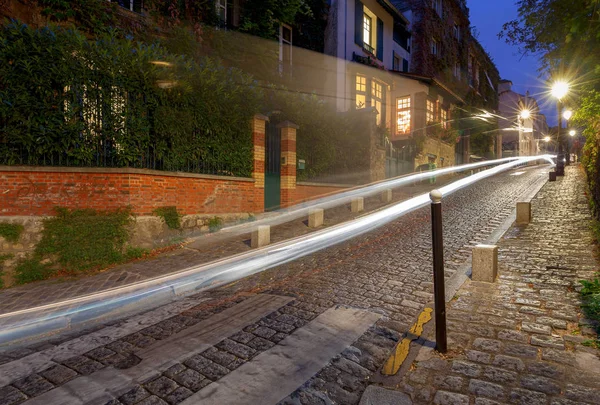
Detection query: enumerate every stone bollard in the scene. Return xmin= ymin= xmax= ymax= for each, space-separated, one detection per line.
xmin=351 ymin=197 xmax=364 ymax=213
xmin=251 ymin=225 xmax=270 ymax=248
xmin=381 ymin=189 xmax=393 ymax=204
xmin=472 ymin=244 xmax=498 ymax=283
xmin=516 ymin=202 xmax=531 ymax=224
xmin=308 ymin=208 xmax=324 ymax=228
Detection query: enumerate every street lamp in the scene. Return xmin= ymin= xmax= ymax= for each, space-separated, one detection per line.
xmin=569 ymin=129 xmax=576 ymax=137
xmin=520 ymin=109 xmax=531 ymax=119
xmin=563 ymin=110 xmax=573 ymax=121
xmin=551 ymin=80 xmax=570 ymax=175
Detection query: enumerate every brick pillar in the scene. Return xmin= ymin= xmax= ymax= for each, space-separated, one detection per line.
xmin=278 ymin=121 xmax=299 ymax=208
xmin=252 ymin=114 xmax=268 ymax=212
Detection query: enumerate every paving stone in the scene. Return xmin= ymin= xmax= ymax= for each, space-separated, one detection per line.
xmin=473 ymin=338 xmax=503 ymax=352
xmin=229 ymin=331 xmax=256 ymax=344
xmin=530 ymin=335 xmax=565 ymax=349
xmin=137 ymin=396 xmax=169 ymax=405
xmin=40 ymin=364 xmax=78 ymax=385
xmin=86 ymin=347 xmax=117 ymax=362
xmin=465 ymin=350 xmax=492 ymax=364
xmin=358 ymin=385 xmax=412 ymax=405
xmin=474 ymin=399 xmax=504 ymax=405
xmin=451 ymin=360 xmax=482 ymax=377
xmin=183 ymin=355 xmax=229 ymax=381
xmin=497 ymin=329 xmax=529 ymax=343
xmin=247 ymin=336 xmax=276 ymax=351
xmin=509 ymin=388 xmax=548 ymax=405
xmin=526 ymin=362 xmax=564 ymax=379
xmin=123 ymin=333 xmax=157 ymax=349
xmin=61 ymin=355 xmax=104 ymax=375
xmin=503 ymin=344 xmax=538 ymax=358
xmin=535 ymin=316 xmax=568 ymax=329
xmin=565 ymin=384 xmax=600 ymax=403
xmin=521 ymin=322 xmax=552 ymax=335
xmin=468 ymin=379 xmax=506 ymax=401
xmin=106 ymin=340 xmax=137 ymax=354
xmin=216 ymin=339 xmax=257 ymax=360
xmin=492 ymin=355 xmax=525 ymax=372
xmin=12 ymin=374 xmax=53 ymax=397
xmin=482 ymin=366 xmax=518 ymax=384
xmin=542 ymin=348 xmax=576 ymax=365
xmin=520 ymin=374 xmax=561 ymax=395
xmin=164 ymin=387 xmax=193 ymax=404
xmin=144 ymin=376 xmax=178 ymax=397
xmin=259 ymin=319 xmax=296 ymax=334
xmin=433 ymin=390 xmax=469 ymax=405
xmin=0 ymin=385 xmax=28 ymax=405
xmin=433 ymin=375 xmax=464 ymax=392
xmin=201 ymin=347 xmax=237 ymax=368
xmin=119 ymin=386 xmax=151 ymax=405
xmin=171 ymin=368 xmax=209 ymax=391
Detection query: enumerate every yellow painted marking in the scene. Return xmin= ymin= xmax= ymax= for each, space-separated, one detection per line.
xmin=382 ymin=307 xmax=433 ymax=376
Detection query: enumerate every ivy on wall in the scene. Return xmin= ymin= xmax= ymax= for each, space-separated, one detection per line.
xmin=0 ymin=22 xmax=261 ymax=176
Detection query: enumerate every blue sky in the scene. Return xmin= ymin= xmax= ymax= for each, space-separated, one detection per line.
xmin=468 ymin=0 xmax=556 ymax=125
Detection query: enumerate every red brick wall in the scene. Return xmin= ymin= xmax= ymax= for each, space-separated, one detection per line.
xmin=0 ymin=168 xmax=261 ymax=216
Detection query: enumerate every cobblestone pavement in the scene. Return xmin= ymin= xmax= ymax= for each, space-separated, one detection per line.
xmin=0 ymin=171 xmax=465 ymax=315
xmin=0 ymin=164 xmax=584 ymax=405
xmin=392 ymin=165 xmax=600 ymax=404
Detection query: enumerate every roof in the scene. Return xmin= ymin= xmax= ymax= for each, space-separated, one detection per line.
xmin=378 ymin=0 xmax=410 ymax=25
xmin=391 ymin=71 xmax=466 ymax=104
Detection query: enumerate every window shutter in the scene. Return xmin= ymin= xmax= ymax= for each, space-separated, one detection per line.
xmin=355 ymin=0 xmax=363 ymax=46
xmin=376 ymin=17 xmax=384 ymax=61
xmin=403 ymin=58 xmax=409 ymax=72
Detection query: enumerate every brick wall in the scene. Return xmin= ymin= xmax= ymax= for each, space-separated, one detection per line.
xmin=0 ymin=167 xmax=261 ymax=216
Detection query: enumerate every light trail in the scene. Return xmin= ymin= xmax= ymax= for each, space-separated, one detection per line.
xmin=0 ymin=155 xmax=555 ymax=346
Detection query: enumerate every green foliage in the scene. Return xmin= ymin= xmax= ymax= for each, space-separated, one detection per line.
xmin=239 ymin=0 xmax=312 ymax=39
xmin=208 ymin=216 xmax=223 ymax=232
xmin=0 ymin=22 xmax=260 ymax=177
xmin=154 ymin=206 xmax=181 ymax=230
xmin=14 ymin=257 xmax=53 ymax=285
xmin=580 ymin=275 xmax=600 ymax=340
xmin=0 ymin=223 xmax=24 ymax=243
xmin=13 ymin=207 xmax=138 ymax=284
xmin=37 ymin=0 xmax=118 ymax=34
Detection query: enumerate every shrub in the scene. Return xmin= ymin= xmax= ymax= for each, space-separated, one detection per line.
xmin=0 ymin=223 xmax=24 ymax=243
xmin=154 ymin=206 xmax=182 ymax=230
xmin=208 ymin=216 xmax=223 ymax=232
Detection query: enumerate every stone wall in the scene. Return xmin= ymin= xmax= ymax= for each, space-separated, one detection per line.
xmin=415 ymin=137 xmax=456 ymax=169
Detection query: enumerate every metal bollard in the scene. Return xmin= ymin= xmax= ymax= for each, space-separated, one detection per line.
xmin=430 ymin=190 xmax=447 ymax=353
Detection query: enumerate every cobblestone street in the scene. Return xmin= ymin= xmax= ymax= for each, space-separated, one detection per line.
xmin=0 ymin=164 xmax=597 ymax=405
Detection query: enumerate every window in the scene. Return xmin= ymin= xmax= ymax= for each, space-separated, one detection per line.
xmin=356 ymin=75 xmax=367 ymax=109
xmin=426 ymin=100 xmax=436 ymax=124
xmin=453 ymin=23 xmax=460 ymax=41
xmin=454 ymin=62 xmax=460 ymax=79
xmin=371 ymin=81 xmax=384 ymax=125
xmin=363 ymin=13 xmax=373 ymax=53
xmin=216 ymin=0 xmax=227 ymax=24
xmin=441 ymin=108 xmax=448 ymax=129
xmin=279 ymin=24 xmax=292 ymax=75
xmin=393 ymin=54 xmax=401 ymax=71
xmin=431 ymin=39 xmax=438 ymax=56
xmin=432 ymin=0 xmax=442 ymax=17
xmin=396 ymin=96 xmax=411 ymax=135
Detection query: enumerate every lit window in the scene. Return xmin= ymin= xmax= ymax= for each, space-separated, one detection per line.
xmin=396 ymin=96 xmax=411 ymax=134
xmin=426 ymin=100 xmax=436 ymax=124
xmin=356 ymin=75 xmax=367 ymax=109
xmin=441 ymin=108 xmax=448 ymax=129
xmin=363 ymin=14 xmax=372 ymax=47
xmin=371 ymin=81 xmax=384 ymax=125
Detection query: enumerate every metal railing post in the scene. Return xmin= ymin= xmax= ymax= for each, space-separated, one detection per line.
xmin=430 ymin=189 xmax=447 ymax=353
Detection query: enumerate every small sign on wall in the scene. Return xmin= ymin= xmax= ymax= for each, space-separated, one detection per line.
xmin=298 ymin=159 xmax=306 ymax=170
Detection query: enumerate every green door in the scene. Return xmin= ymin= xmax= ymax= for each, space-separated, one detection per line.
xmin=265 ymin=121 xmax=281 ymax=211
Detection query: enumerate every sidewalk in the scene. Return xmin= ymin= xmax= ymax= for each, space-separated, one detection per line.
xmin=387 ymin=165 xmax=600 ymax=404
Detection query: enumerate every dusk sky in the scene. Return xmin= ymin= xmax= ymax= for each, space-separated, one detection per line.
xmin=468 ymin=0 xmax=557 ymax=126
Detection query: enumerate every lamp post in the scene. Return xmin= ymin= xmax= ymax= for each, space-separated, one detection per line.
xmin=563 ymin=109 xmax=573 ymax=165
xmin=551 ymin=81 xmax=569 ymax=176
xmin=519 ymin=109 xmax=531 ymax=156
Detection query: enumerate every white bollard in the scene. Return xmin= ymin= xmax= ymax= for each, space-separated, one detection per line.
xmin=381 ymin=189 xmax=393 ymax=204
xmin=351 ymin=197 xmax=364 ymax=213
xmin=308 ymin=208 xmax=324 ymax=228
xmin=251 ymin=225 xmax=270 ymax=248
xmin=472 ymin=244 xmax=498 ymax=283
xmin=516 ymin=202 xmax=531 ymax=224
